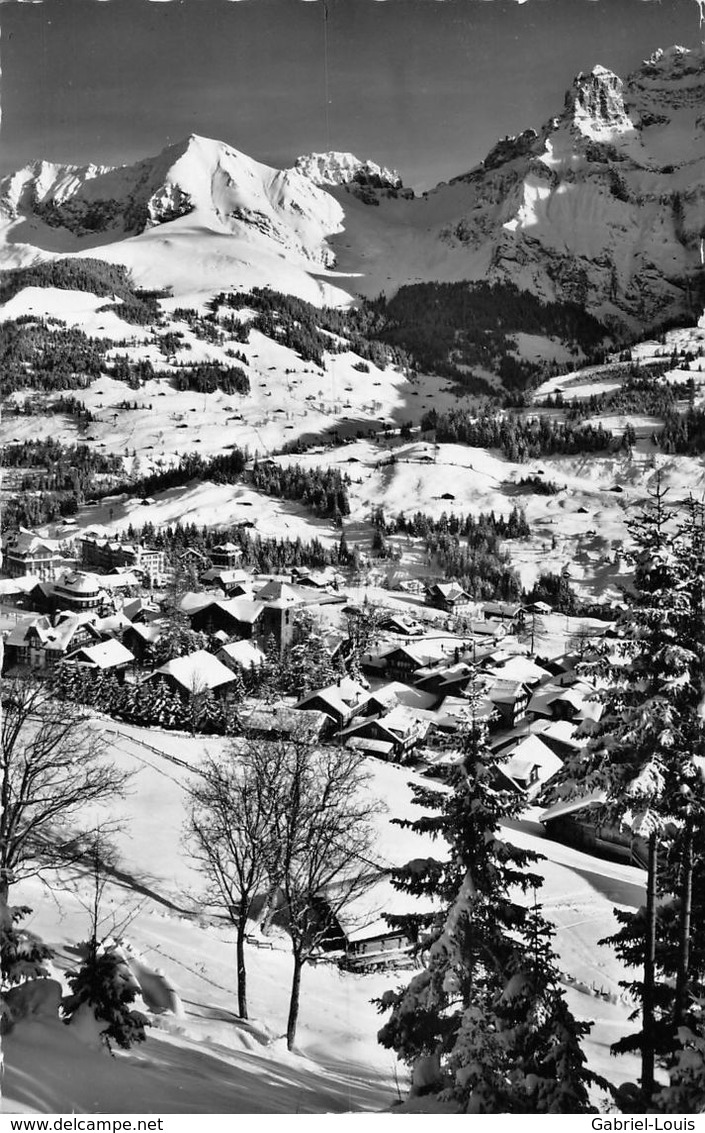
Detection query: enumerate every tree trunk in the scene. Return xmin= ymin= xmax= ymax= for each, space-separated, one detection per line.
xmin=641 ymin=831 xmax=658 ymax=1103
xmin=673 ymin=817 xmax=693 ymax=1035
xmin=236 ymin=917 xmax=248 ymax=1021
xmin=0 ymin=874 xmax=11 ymax=987
xmin=258 ymin=880 xmax=279 ymax=937
xmin=286 ymin=953 xmax=303 ymax=1052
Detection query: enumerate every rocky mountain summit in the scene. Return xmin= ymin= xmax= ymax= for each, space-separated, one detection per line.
xmin=431 ymin=45 xmax=705 ymax=330
xmin=293 ymin=152 xmax=402 ymax=189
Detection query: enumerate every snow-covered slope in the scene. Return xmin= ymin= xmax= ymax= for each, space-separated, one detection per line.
xmin=1 ymin=723 xmax=641 ymax=1113
xmin=0 ymin=135 xmax=352 ymax=307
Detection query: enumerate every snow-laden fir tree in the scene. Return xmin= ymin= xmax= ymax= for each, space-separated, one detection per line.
xmin=551 ymin=478 xmax=701 ymax=1104
xmin=646 ymin=498 xmax=705 ymax=1108
xmin=194 ymin=686 xmax=225 ymax=734
xmin=0 ymin=905 xmax=53 ymax=990
xmin=130 ymin=680 xmax=158 ymax=726
xmin=377 ymin=704 xmax=601 ymax=1112
xmin=119 ymin=679 xmax=141 ymax=723
xmin=63 ymin=943 xmax=148 ymax=1052
xmin=62 ymin=836 xmax=148 ymax=1053
xmin=148 ymin=677 xmax=174 ymax=727
xmin=657 ymin=999 xmax=705 ymax=1113
xmin=279 ymin=610 xmax=339 ymax=698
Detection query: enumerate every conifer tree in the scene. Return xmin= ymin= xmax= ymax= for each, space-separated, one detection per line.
xmin=62 ymin=836 xmax=148 ymax=1052
xmin=119 ymin=680 xmax=140 ymax=723
xmin=338 ymin=529 xmax=350 ymax=564
xmin=149 ymin=678 xmax=173 ymax=727
xmin=64 ymin=944 xmax=148 ymax=1052
xmin=164 ymin=684 xmax=189 ymax=730
xmin=227 ymin=666 xmax=247 ymax=704
xmin=132 ymin=680 xmax=158 ymax=726
xmin=52 ymin=662 xmax=80 ymax=703
xmin=281 ymin=612 xmax=338 ymax=697
xmin=552 ymin=478 xmax=697 ymax=1103
xmin=258 ymin=635 xmax=283 ymax=703
xmin=100 ymin=671 xmax=125 ymax=716
xmin=377 ymin=708 xmax=600 ymax=1112
xmin=0 ymin=905 xmax=53 ymax=990
xmin=196 ymin=688 xmax=224 ymax=734
xmin=658 ymin=1000 xmax=705 ymax=1113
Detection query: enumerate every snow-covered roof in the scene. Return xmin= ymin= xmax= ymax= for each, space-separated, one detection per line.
xmin=345 ymin=737 xmax=396 ymax=757
xmin=127 ymin=622 xmax=163 ymax=644
xmin=66 ymin=639 xmax=135 ymax=669
xmin=502 ymin=735 xmax=563 ymax=786
xmin=98 ymin=571 xmax=141 ymax=590
xmin=6 ymin=612 xmax=101 ymax=652
xmin=153 ymin=650 xmax=237 ymax=692
xmin=378 ymin=704 xmax=432 ymax=737
xmin=55 ymin=570 xmax=104 ymax=595
xmin=7 ymin=533 xmax=60 ymax=557
xmin=489 ymin=678 xmax=527 ymax=705
xmin=486 ymin=656 xmax=552 ymax=686
xmin=530 ymin=718 xmax=585 ymax=751
xmin=217 ymin=640 xmax=266 ymax=668
xmin=241 ymin=704 xmax=329 ymax=735
xmin=255 ymin=579 xmax=303 ymax=607
xmin=483 ymin=602 xmax=523 ymax=618
xmin=219 ymin=598 xmax=266 ymax=624
xmin=469 ymin=619 xmax=508 ymax=638
xmin=177 ymin=591 xmax=215 ymax=614
xmin=4 ymin=618 xmax=46 ymax=648
xmin=527 ymin=601 xmax=552 ymax=615
xmin=367 ymin=682 xmax=438 ymax=712
xmin=0 ymin=575 xmax=40 ymax=595
xmin=429 ymin=582 xmax=468 ymax=600
xmin=382 ymin=636 xmax=457 ymax=667
xmin=297 ymin=677 xmax=368 ymax=717
xmin=539 ymin=790 xmax=607 ymax=824
xmin=201 ymin=568 xmax=250 ymax=587
xmin=93 ymin=611 xmax=133 ymax=635
xmin=122 ymin=597 xmax=161 ymax=621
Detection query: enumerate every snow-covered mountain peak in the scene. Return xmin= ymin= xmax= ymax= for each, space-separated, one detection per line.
xmin=293 ymin=151 xmax=402 ymax=189
xmin=0 ymin=133 xmax=352 ymax=306
xmin=640 ymin=44 xmax=704 ymax=74
xmin=565 ymin=65 xmax=635 ymax=140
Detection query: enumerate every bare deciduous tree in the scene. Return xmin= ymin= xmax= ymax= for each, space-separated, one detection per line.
xmin=271 ymin=743 xmax=385 ymax=1051
xmin=186 ymin=729 xmax=384 ymax=1048
xmin=186 ymin=744 xmax=280 ymax=1019
xmin=0 ymin=680 xmax=132 ymax=907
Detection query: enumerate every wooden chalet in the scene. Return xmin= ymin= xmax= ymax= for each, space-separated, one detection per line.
xmin=425 ymin=581 xmax=472 ymax=613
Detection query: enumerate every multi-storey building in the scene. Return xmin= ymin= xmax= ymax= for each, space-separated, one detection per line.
xmin=4 ymin=533 xmax=64 ymax=581
xmin=81 ymin=537 xmax=166 ymax=585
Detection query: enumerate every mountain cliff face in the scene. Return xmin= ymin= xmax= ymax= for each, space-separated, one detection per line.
xmin=424 ymin=45 xmax=705 ymax=330
xmin=2 ymin=47 xmax=705 ymax=328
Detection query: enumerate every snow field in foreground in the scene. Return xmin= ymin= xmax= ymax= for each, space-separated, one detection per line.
xmin=3 ymin=720 xmax=642 ymax=1113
